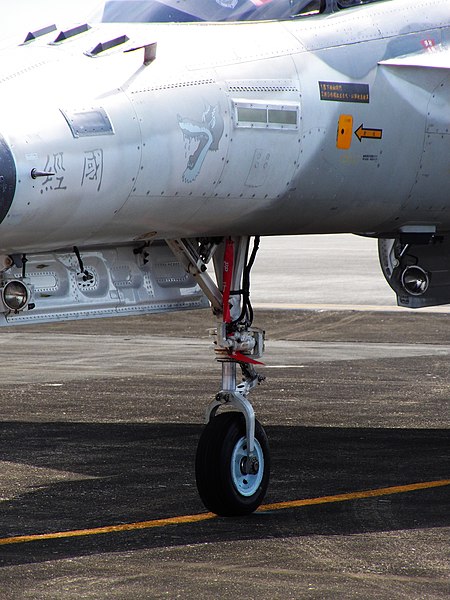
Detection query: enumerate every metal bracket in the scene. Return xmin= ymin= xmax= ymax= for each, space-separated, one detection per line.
xmin=166 ymin=238 xmax=223 ymax=313
xmin=207 ymin=389 xmax=256 ymax=457
xmin=125 ymin=42 xmax=157 ymax=66
xmin=205 ymin=360 xmax=258 ymax=460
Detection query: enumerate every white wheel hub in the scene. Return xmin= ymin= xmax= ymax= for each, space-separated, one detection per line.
xmin=230 ymin=436 xmax=264 ymax=497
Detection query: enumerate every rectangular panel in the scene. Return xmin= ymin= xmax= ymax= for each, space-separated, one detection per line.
xmin=336 ymin=114 xmax=353 ymax=149
xmin=319 ymin=81 xmax=370 ymax=104
xmin=268 ymin=109 xmax=297 ymax=126
xmin=61 ymin=107 xmax=115 ymax=138
xmin=233 ymin=100 xmax=299 ymax=130
xmin=237 ymin=106 xmax=267 ymax=124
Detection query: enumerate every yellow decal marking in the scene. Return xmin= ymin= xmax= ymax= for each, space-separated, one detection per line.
xmin=336 ymin=114 xmax=354 ymax=149
xmin=355 ymin=123 xmax=383 ymax=142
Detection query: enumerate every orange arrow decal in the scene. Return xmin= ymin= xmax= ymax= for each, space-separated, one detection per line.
xmin=355 ymin=124 xmax=382 ymax=142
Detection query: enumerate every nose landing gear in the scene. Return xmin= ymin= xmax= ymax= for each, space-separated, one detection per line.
xmin=167 ymin=236 xmax=270 ymax=516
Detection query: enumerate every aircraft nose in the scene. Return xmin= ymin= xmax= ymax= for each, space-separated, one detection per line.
xmin=0 ymin=135 xmax=16 ymax=225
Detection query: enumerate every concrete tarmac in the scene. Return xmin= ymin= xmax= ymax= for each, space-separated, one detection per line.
xmin=0 ymin=309 xmax=449 ymax=599
xmin=251 ymin=234 xmax=395 ymax=308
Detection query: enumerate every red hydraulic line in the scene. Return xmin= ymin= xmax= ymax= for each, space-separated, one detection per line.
xmin=222 ymin=238 xmax=234 ymax=324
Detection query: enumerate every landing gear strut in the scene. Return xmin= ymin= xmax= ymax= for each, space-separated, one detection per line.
xmin=167 ymin=236 xmax=270 ymax=516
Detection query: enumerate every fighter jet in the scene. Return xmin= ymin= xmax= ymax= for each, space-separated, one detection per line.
xmin=0 ymin=0 xmax=448 ymax=515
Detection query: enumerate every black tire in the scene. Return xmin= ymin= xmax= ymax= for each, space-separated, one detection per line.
xmin=195 ymin=411 xmax=270 ymax=516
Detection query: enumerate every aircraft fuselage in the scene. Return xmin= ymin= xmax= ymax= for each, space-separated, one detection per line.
xmin=0 ymin=0 xmax=448 ymax=253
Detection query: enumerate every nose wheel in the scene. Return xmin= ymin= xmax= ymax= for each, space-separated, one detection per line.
xmin=195 ymin=412 xmax=270 ymax=516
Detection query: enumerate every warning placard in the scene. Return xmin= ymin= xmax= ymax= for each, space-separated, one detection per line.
xmin=319 ymin=81 xmax=370 ymax=103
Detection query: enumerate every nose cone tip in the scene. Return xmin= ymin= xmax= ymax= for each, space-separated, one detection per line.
xmin=0 ymin=135 xmax=16 ymax=224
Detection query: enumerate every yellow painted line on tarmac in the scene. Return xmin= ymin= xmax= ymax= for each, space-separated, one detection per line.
xmin=0 ymin=479 xmax=448 ymax=547
xmin=258 ymin=479 xmax=450 ymax=512
xmin=0 ymin=513 xmax=216 ymax=546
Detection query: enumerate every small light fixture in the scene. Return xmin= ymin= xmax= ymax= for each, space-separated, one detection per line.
xmin=2 ymin=280 xmax=30 ymax=311
xmin=401 ymin=266 xmax=429 ymax=296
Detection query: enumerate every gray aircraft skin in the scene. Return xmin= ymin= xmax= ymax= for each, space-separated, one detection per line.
xmin=0 ymin=0 xmax=448 ymax=515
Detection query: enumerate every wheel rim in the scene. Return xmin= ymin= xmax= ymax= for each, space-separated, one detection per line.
xmin=230 ymin=436 xmax=264 ymax=497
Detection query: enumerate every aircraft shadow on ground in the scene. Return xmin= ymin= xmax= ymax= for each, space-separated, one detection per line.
xmin=0 ymin=421 xmax=448 ymax=566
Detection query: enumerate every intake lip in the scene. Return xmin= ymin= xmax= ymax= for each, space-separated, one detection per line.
xmin=0 ymin=135 xmax=16 ymax=224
